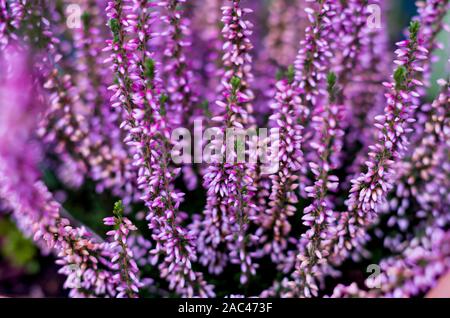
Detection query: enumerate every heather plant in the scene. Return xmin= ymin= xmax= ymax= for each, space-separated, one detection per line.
xmin=0 ymin=0 xmax=449 ymax=298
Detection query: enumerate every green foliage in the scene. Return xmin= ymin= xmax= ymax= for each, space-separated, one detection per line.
xmin=286 ymin=66 xmax=295 ymax=84
xmin=199 ymin=100 xmax=211 ymax=118
xmin=327 ymin=71 xmax=337 ymax=91
xmin=275 ymin=69 xmax=284 ymax=82
xmin=408 ymin=20 xmax=420 ymax=42
xmin=231 ymin=76 xmax=242 ymax=92
xmin=109 ymin=18 xmax=119 ymax=34
xmin=81 ymin=12 xmax=91 ymax=29
xmin=109 ymin=18 xmax=120 ymax=42
xmin=113 ymin=200 xmax=124 ymax=218
xmin=159 ymin=94 xmax=169 ymax=115
xmin=0 ymin=218 xmax=39 ymax=273
xmin=394 ymin=66 xmax=407 ymax=90
xmin=327 ymin=71 xmax=338 ymax=102
xmin=144 ymin=58 xmax=156 ymax=81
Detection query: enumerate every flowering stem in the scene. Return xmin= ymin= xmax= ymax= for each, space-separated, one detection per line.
xmin=104 ymin=201 xmax=140 ymax=298
xmin=329 ymin=21 xmax=428 ymax=264
xmin=290 ymin=72 xmax=345 ymax=297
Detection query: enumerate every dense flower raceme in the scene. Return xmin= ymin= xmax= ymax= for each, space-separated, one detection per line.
xmin=105 ymin=0 xmax=214 ymax=297
xmin=0 ymin=46 xmax=120 ymax=298
xmin=158 ymin=0 xmax=197 ymax=128
xmin=347 ymin=0 xmax=448 ymax=209
xmin=328 ymin=1 xmax=448 ymax=266
xmin=345 ymin=0 xmax=391 ymax=173
xmin=0 ymin=0 xmax=26 ymax=49
xmin=104 ymin=201 xmax=142 ymax=297
xmin=288 ymin=73 xmax=346 ymax=297
xmin=190 ymin=0 xmax=223 ymax=105
xmin=331 ymin=228 xmax=450 ymax=298
xmin=329 ymin=21 xmax=428 ymax=259
xmin=157 ymin=0 xmax=201 ymax=191
xmin=4 ymin=0 xmax=139 ymax=204
xmin=291 ymin=0 xmax=340 ymax=199
xmin=0 ymin=0 xmax=449 ymax=298
xmin=414 ymin=0 xmax=450 ymax=92
xmin=381 ymin=75 xmax=450 ymax=254
xmin=71 ymin=0 xmax=139 ymax=203
xmin=195 ymin=0 xmax=260 ymax=284
xmin=260 ymin=71 xmax=305 ymax=264
xmin=294 ymin=0 xmax=337 ymax=110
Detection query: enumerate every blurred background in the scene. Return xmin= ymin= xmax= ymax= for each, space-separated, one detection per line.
xmin=0 ymin=0 xmax=449 ymax=297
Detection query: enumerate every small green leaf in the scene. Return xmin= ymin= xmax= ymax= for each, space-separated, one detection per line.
xmin=109 ymin=18 xmax=120 ymax=42
xmin=230 ymin=76 xmax=241 ymax=91
xmin=276 ymin=69 xmax=284 ymax=81
xmin=109 ymin=18 xmax=119 ymax=33
xmin=199 ymin=100 xmax=211 ymax=117
xmin=144 ymin=58 xmax=155 ymax=81
xmin=159 ymin=94 xmax=169 ymax=115
xmin=81 ymin=12 xmax=91 ymax=29
xmin=113 ymin=200 xmax=124 ymax=217
xmin=327 ymin=71 xmax=337 ymax=91
xmin=409 ymin=21 xmax=420 ymax=42
xmin=394 ymin=66 xmax=407 ymax=89
xmin=326 ymin=71 xmax=339 ymax=102
xmin=286 ymin=65 xmax=295 ymax=84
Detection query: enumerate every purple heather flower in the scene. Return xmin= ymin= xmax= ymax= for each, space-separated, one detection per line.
xmin=157 ymin=0 xmax=201 ymax=191
xmin=329 ymin=21 xmax=429 ymax=265
xmin=197 ymin=0 xmax=259 ymax=284
xmin=104 ymin=201 xmax=142 ymax=298
xmin=0 ymin=45 xmax=118 ymax=298
xmin=260 ymin=73 xmax=305 ymax=263
xmin=0 ymin=45 xmax=42 ymax=194
xmin=383 ymin=77 xmax=450 ymax=246
xmin=333 ymin=0 xmax=375 ymax=91
xmin=348 ymin=0 xmax=448 ymax=193
xmin=251 ymin=0 xmax=308 ymax=123
xmin=347 ymin=0 xmax=450 ymax=256
xmin=414 ymin=0 xmax=450 ymax=92
xmin=291 ymin=0 xmax=339 ymax=199
xmin=19 ymin=1 xmax=91 ymax=188
xmin=0 ymin=0 xmax=26 ymax=49
xmin=345 ymin=0 xmax=392 ymax=175
xmin=286 ymin=72 xmax=346 ymax=297
xmin=410 ymin=0 xmax=450 ymax=145
xmin=71 ymin=0 xmax=139 ymax=204
xmin=190 ymin=0 xmax=223 ymax=105
xmin=294 ymin=0 xmax=337 ymax=108
xmin=158 ymin=0 xmax=198 ymax=128
xmin=0 ymin=0 xmax=449 ymax=300
xmin=332 ymin=229 xmax=450 ymax=298
xmin=105 ymin=0 xmax=214 ymax=297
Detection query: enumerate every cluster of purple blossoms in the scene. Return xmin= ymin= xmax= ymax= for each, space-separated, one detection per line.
xmin=294 ymin=0 xmax=337 ymax=108
xmin=104 ymin=201 xmax=141 ymax=297
xmin=105 ymin=0 xmax=214 ymax=297
xmin=0 ymin=45 xmax=119 ymax=298
xmin=328 ymin=21 xmax=429 ymax=264
xmin=261 ymin=72 xmax=305 ymax=264
xmin=289 ymin=73 xmax=346 ymax=297
xmin=345 ymin=0 xmax=391 ymax=167
xmin=0 ymin=0 xmax=449 ymax=299
xmin=197 ymin=0 xmax=259 ymax=284
xmin=158 ymin=0 xmax=197 ymax=128
xmin=332 ymin=228 xmax=450 ymax=298
xmin=0 ymin=0 xmax=25 ymax=49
